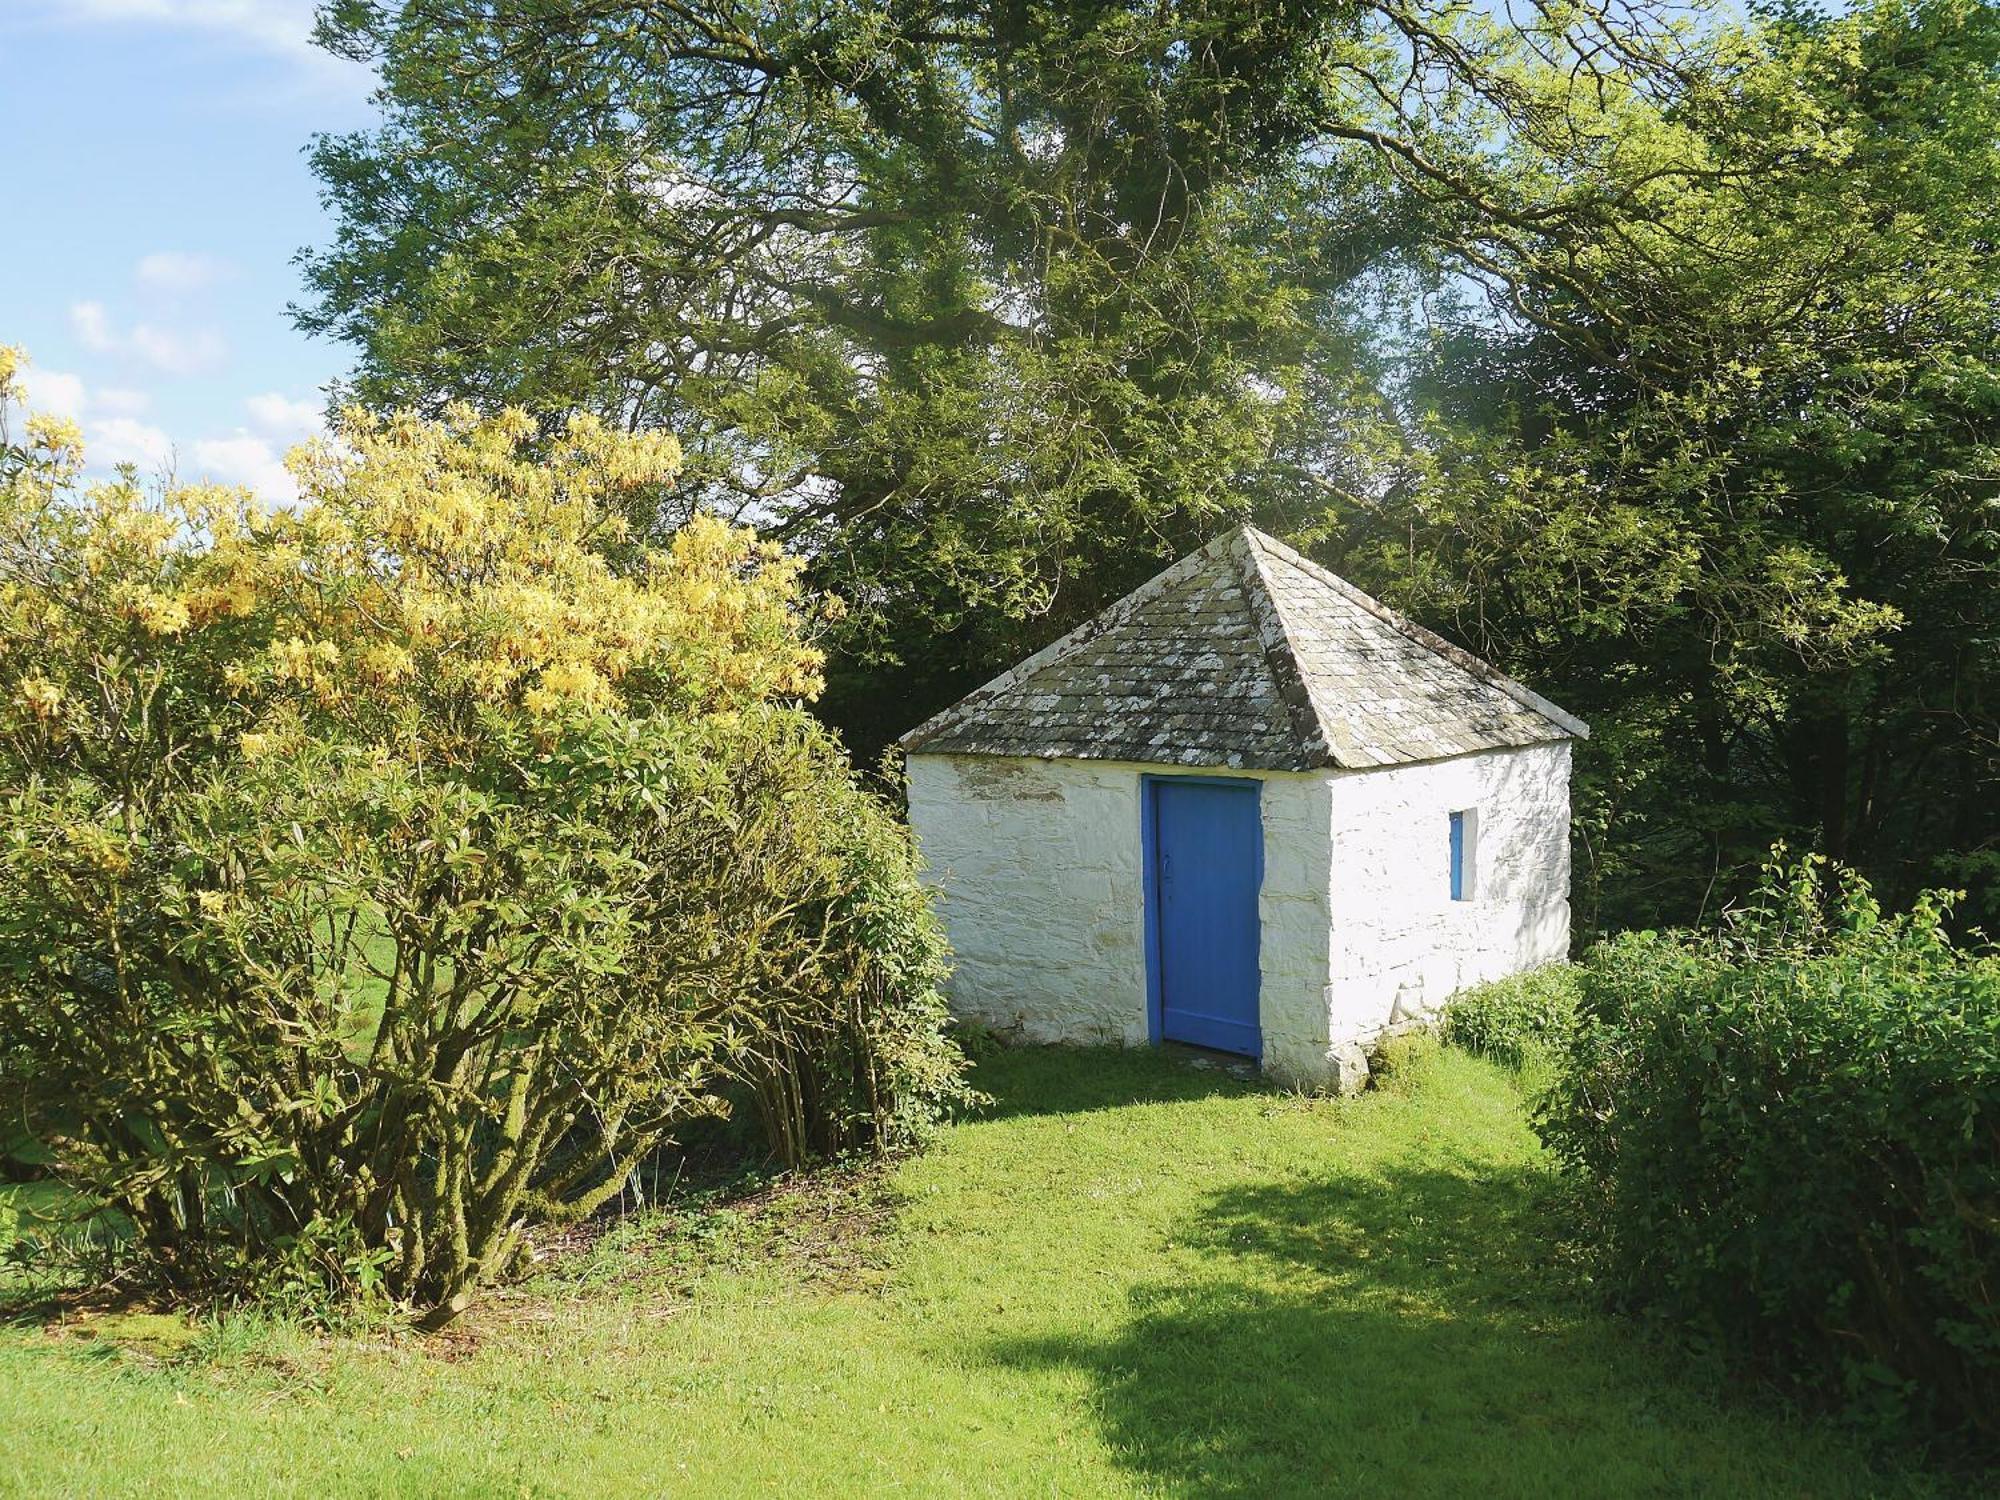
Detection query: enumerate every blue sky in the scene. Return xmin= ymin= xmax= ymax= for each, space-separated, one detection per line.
xmin=0 ymin=2 xmax=378 ymax=499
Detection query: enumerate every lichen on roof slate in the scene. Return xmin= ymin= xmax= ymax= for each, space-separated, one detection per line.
xmin=901 ymin=527 xmax=1586 ymax=771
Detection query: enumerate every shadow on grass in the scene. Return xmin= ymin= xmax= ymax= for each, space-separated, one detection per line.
xmin=0 ymin=1181 xmax=126 ymax=1327
xmin=989 ymin=1157 xmax=1895 ymax=1499
xmin=968 ymin=1042 xmax=1272 ymax=1123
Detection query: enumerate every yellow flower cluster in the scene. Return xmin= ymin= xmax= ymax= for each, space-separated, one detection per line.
xmin=118 ymin=587 xmax=194 ymax=637
xmin=269 ymin=403 xmax=820 ymax=737
xmin=26 ymin=414 xmax=84 ymax=463
xmin=13 ymin=673 xmax=61 ymax=722
xmin=1 ymin=348 xmax=829 ymax=766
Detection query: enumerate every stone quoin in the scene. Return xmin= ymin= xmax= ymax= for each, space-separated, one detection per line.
xmin=899 ymin=526 xmax=1587 ymax=1091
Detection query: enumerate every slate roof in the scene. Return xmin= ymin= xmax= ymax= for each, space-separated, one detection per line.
xmin=900 ymin=527 xmax=1587 ymax=771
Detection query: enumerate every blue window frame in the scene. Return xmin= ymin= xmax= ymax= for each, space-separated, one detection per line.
xmin=1448 ymin=810 xmax=1468 ymax=901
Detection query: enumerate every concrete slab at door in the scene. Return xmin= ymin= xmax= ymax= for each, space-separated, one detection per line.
xmin=1146 ymin=777 xmax=1263 ymax=1057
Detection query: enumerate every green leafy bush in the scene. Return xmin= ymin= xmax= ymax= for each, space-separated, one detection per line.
xmin=603 ymin=715 xmax=974 ymax=1167
xmin=1437 ymin=965 xmax=1580 ymax=1068
xmin=1537 ymin=855 xmax=2000 ymax=1452
xmin=0 ymin=376 xmax=968 ymax=1324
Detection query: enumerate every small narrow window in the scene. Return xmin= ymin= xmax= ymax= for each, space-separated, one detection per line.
xmin=1448 ymin=809 xmax=1474 ymax=901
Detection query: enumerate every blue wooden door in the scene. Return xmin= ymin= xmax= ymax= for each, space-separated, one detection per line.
xmin=1148 ymin=778 xmax=1263 ymax=1057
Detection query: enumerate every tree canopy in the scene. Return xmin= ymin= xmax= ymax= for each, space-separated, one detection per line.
xmin=1335 ymin=0 xmax=2000 ymax=926
xmin=301 ymin=0 xmax=2000 ymax=932
xmin=302 ymin=2 xmax=1700 ymax=724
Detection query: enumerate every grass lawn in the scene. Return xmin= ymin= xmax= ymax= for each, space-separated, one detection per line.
xmin=0 ymin=1042 xmax=1956 ymax=1498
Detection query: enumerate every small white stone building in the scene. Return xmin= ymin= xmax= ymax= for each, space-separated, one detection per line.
xmin=900 ymin=526 xmax=1587 ymax=1089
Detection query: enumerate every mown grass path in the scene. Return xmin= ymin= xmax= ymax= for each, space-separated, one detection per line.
xmin=0 ymin=1045 xmax=1947 ymax=1497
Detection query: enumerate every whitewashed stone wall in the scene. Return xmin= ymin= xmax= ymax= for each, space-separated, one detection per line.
xmin=905 ymin=754 xmax=1333 ymax=1073
xmin=906 ymin=740 xmax=1572 ymax=1088
xmin=1252 ymin=772 xmax=1339 ymax=1083
xmin=1323 ymin=740 xmax=1573 ymax=1049
xmin=907 ymin=754 xmax=1150 ymax=1047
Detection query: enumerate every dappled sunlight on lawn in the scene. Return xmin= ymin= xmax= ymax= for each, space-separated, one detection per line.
xmin=990 ymin=1163 xmax=1671 ymax=1497
xmin=960 ymin=1046 xmax=1918 ymax=1499
xmin=0 ymin=1044 xmax=1947 ymax=1498
xmin=965 ymin=1040 xmax=1273 ymax=1121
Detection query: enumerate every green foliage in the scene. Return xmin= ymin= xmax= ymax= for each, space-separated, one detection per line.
xmin=1537 ymin=855 xmax=2000 ymax=1453
xmin=0 ymin=387 xmax=968 ymax=1326
xmin=302 ymin=0 xmax=2000 ymax=939
xmin=303 ymin=0 xmax=1379 ymax=613
xmin=1334 ymin=0 xmax=2000 ymax=933
xmin=300 ymin=0 xmax=1708 ymax=756
xmin=1361 ymin=1026 xmax=1444 ymax=1088
xmin=657 ymin=722 xmax=978 ymax=1166
xmin=1437 ymin=965 xmax=1580 ymax=1070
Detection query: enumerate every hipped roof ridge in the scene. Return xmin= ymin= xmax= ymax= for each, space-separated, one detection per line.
xmin=900 ymin=525 xmax=1586 ymax=768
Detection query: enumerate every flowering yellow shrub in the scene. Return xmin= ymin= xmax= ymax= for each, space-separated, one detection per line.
xmin=281 ymin=406 xmax=824 ymax=726
xmin=0 ymin=357 xmax=826 ymax=775
xmin=0 ymin=351 xmax=962 ymax=1325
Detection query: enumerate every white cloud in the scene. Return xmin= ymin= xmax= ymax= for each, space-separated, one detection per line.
xmin=26 ymin=1 xmax=376 ymax=103
xmin=12 ymin=366 xmax=153 ymax=429
xmin=191 ymin=433 xmax=294 ymax=499
xmin=48 ymin=1 xmax=328 ymax=65
xmin=17 ymin=367 xmax=88 ymax=421
xmin=5 ymin=3 xmax=374 ymax=120
xmin=244 ymin=391 xmax=325 ymax=438
xmin=70 ymin=301 xmax=115 ymax=352
xmin=184 ymin=391 xmax=325 ymax=501
xmin=131 ymin=324 xmax=228 ymax=377
xmin=92 ymin=416 xmax=177 ymax=471
xmin=70 ymin=299 xmax=228 ymax=377
xmin=135 ymin=251 xmax=233 ymax=295
xmin=10 ymin=356 xmax=323 ymax=499
xmin=93 ymin=387 xmax=154 ymax=418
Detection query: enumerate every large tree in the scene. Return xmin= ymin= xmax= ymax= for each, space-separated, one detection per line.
xmin=302 ymin=0 xmax=2000 ymax=934
xmin=300 ymin=0 xmax=1706 ymax=752
xmin=1331 ymin=0 xmax=2000 ymax=929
